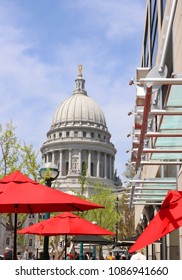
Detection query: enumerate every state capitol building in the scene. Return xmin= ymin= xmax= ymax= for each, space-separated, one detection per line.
xmin=41 ymin=65 xmax=121 ymax=193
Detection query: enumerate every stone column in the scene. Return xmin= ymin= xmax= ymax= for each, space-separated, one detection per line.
xmin=42 ymin=154 xmax=46 ymax=164
xmin=59 ymin=150 xmax=63 ymax=176
xmin=87 ymin=150 xmax=91 ymax=176
xmin=52 ymin=151 xmax=55 ymax=163
xmin=97 ymin=152 xmax=100 ymax=177
xmin=69 ymin=150 xmax=72 ymax=173
xmin=104 ymin=153 xmax=107 ymax=178
xmin=109 ymin=155 xmax=112 ymax=180
xmin=78 ymin=150 xmax=82 ymax=174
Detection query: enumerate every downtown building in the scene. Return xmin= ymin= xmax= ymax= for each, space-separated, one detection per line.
xmin=127 ymin=0 xmax=182 ymax=260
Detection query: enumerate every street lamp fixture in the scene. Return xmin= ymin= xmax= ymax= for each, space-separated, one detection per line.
xmin=39 ymin=162 xmax=59 ymax=259
xmin=39 ymin=162 xmax=59 ymax=186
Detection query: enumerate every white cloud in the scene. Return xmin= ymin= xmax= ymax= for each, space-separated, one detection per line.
xmin=68 ymin=0 xmax=145 ymax=40
xmin=0 ymin=0 xmax=145 ymax=180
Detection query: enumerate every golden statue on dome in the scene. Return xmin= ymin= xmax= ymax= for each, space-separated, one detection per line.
xmin=78 ymin=64 xmax=83 ymax=76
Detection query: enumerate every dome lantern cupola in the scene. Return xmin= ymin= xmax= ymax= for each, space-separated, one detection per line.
xmin=73 ymin=64 xmax=87 ymax=96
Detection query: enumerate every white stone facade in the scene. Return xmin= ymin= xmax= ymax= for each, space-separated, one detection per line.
xmin=41 ymin=68 xmax=118 ymax=193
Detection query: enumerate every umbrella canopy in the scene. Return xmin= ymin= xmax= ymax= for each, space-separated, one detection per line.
xmin=0 ymin=170 xmax=104 ymax=213
xmin=119 ymin=235 xmax=161 ymax=247
xmin=72 ymin=235 xmax=115 ymax=245
xmin=18 ymin=212 xmax=115 ymax=236
xmin=119 ymin=235 xmax=141 ymax=247
xmin=18 ymin=212 xmax=115 ymax=259
xmin=0 ymin=170 xmax=104 ymax=259
xmin=129 ymin=190 xmax=182 ymax=253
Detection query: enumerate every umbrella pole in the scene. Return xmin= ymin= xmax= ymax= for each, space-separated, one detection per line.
xmin=43 ymin=235 xmax=50 ymax=260
xmin=79 ymin=242 xmax=83 ymax=260
xmin=65 ymin=234 xmax=67 ymax=259
xmin=13 ymin=212 xmax=18 ymax=260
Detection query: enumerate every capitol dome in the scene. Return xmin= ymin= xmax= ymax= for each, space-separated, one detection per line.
xmin=51 ymin=68 xmax=107 ymax=129
xmin=41 ymin=65 xmax=118 ymax=193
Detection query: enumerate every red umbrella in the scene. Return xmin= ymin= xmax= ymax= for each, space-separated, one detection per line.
xmin=18 ymin=212 xmax=115 ymax=236
xmin=129 ymin=190 xmax=182 ymax=253
xmin=0 ymin=170 xmax=103 ymax=213
xmin=0 ymin=170 xmax=104 ymax=259
xmin=18 ymin=212 xmax=115 ymax=259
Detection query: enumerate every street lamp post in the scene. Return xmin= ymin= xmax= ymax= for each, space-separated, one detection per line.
xmin=115 ymin=196 xmax=119 ymax=242
xmin=92 ymin=221 xmax=97 ymax=259
xmin=39 ymin=162 xmax=59 ymax=260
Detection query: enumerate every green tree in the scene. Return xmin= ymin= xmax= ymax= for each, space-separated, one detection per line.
xmin=85 ymin=183 xmax=119 ymax=232
xmin=123 ymin=161 xmax=136 ymax=179
xmin=85 ymin=184 xmax=135 ymax=240
xmin=82 ymin=183 xmax=119 ymax=259
xmin=69 ymin=179 xmax=119 ymax=233
xmin=0 ymin=121 xmax=40 ymax=249
xmin=78 ymin=162 xmax=88 ymax=197
xmin=118 ymin=192 xmax=135 ymax=239
xmin=120 ymin=160 xmax=136 ymax=239
xmin=0 ymin=121 xmax=40 ymax=179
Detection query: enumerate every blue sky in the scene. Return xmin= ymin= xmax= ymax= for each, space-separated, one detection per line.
xmin=0 ymin=0 xmax=145 ymax=181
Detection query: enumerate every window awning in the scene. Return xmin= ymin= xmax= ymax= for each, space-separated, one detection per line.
xmin=127 ymin=178 xmax=176 ymax=206
xmin=128 ymin=76 xmax=182 ymax=206
xmin=152 ymin=86 xmax=182 ymax=160
xmin=132 ymin=84 xmax=182 ymax=163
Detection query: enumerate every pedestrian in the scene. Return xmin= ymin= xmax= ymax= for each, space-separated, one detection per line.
xmin=130 ymin=249 xmax=146 ymax=260
xmin=66 ymin=254 xmax=71 ymax=260
xmin=84 ymin=252 xmax=89 ymax=260
xmin=66 ymin=253 xmax=73 ymax=260
xmin=115 ymin=252 xmax=121 ymax=260
xmin=121 ymin=254 xmax=127 ymax=260
xmin=4 ymin=247 xmax=13 ymax=260
xmin=74 ymin=252 xmax=80 ymax=260
xmin=4 ymin=247 xmax=10 ymax=259
xmin=107 ymin=252 xmax=115 ymax=260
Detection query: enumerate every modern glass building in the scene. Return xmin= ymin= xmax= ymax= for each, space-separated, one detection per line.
xmin=127 ymin=0 xmax=182 ymax=259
